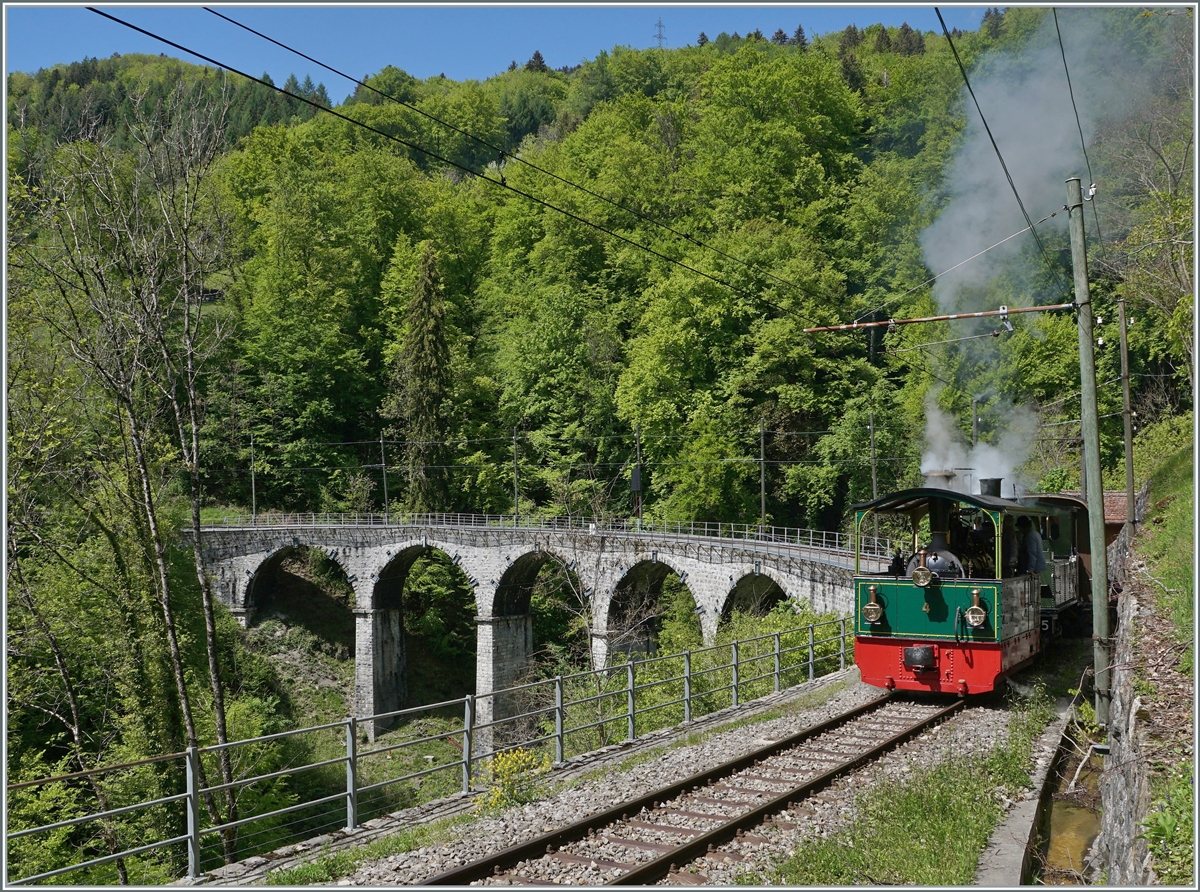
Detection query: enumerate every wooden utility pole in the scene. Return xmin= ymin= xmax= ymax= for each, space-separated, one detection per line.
xmin=250 ymin=432 xmax=256 ymax=523
xmin=634 ymin=424 xmax=644 ymax=528
xmin=380 ymin=434 xmax=389 ymax=517
xmin=1067 ymin=176 xmax=1111 ymax=728
xmin=759 ymin=418 xmax=767 ymax=535
xmin=512 ymin=427 xmax=520 ymax=522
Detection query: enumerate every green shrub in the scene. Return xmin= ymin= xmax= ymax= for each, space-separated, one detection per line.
xmin=1140 ymin=761 xmax=1194 ymax=886
xmin=477 ymin=747 xmax=552 ymax=812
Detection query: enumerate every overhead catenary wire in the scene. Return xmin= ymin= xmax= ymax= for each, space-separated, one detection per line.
xmin=1052 ymin=7 xmax=1106 ymax=260
xmin=86 ymin=7 xmax=811 ymax=327
xmin=934 ymin=7 xmax=1059 ymax=275
xmin=202 ymin=6 xmax=835 ymax=308
xmin=853 ymin=204 xmax=1069 ymax=324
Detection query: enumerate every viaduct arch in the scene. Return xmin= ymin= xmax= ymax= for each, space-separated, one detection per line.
xmin=196 ymin=521 xmax=867 ymax=739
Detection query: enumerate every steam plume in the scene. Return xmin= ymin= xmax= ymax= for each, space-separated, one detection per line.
xmin=920 ymin=8 xmax=1160 ymax=313
xmin=921 ymin=392 xmax=1038 ymax=496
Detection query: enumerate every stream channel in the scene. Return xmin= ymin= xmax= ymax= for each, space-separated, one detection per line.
xmin=1035 ymin=737 xmax=1104 ymax=884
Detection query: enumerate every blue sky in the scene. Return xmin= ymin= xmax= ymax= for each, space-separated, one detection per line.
xmin=6 ymin=4 xmax=990 ymax=100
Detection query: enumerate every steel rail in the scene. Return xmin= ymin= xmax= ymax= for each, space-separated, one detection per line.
xmin=609 ymin=700 xmax=965 ymax=884
xmin=419 ymin=693 xmax=893 ymax=885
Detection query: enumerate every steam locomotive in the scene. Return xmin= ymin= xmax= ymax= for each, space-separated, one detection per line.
xmin=851 ymin=476 xmax=1091 ymax=695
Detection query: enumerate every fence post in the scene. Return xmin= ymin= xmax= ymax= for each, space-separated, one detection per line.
xmin=808 ymin=625 xmax=816 ymax=682
xmin=840 ymin=618 xmax=847 ymax=670
xmin=345 ymin=717 xmax=358 ymax=831
xmin=626 ymin=661 xmax=636 ymax=741
xmin=554 ymin=675 xmax=564 ymax=764
xmin=185 ymin=746 xmax=201 ymax=879
xmin=731 ymin=641 xmax=739 ymax=708
xmin=773 ymin=632 xmax=781 ymax=693
xmin=683 ymin=652 xmax=692 ymax=724
xmin=462 ymin=695 xmax=474 ymax=793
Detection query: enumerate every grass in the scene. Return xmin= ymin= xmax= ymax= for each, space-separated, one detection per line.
xmin=755 ymin=688 xmax=1055 ymax=886
xmin=1131 ymin=419 xmax=1193 ymax=885
xmin=199 ymin=503 xmax=249 ymax=523
xmin=263 ymin=814 xmax=471 ymax=885
xmin=1137 ymin=435 xmax=1194 ymax=663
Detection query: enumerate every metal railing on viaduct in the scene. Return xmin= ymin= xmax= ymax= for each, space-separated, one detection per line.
xmin=193 ymin=512 xmax=893 ymax=754
xmin=6 ymin=618 xmax=854 ymax=886
xmin=200 ymin=511 xmax=896 ymax=559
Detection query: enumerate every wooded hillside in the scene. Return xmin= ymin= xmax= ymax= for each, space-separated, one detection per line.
xmin=6 ymin=7 xmax=1192 ymax=881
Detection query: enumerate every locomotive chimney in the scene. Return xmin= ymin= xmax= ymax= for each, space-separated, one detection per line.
xmin=923 ymin=469 xmax=957 ymax=489
xmin=979 ymin=478 xmax=1002 ymax=497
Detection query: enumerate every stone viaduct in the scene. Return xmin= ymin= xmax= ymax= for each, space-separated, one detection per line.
xmin=195 ymin=516 xmax=887 ymax=738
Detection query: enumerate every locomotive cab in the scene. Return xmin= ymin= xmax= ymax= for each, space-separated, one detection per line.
xmin=851 ymin=487 xmax=1050 ymax=695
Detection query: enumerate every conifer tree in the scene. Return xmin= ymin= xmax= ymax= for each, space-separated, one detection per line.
xmin=792 ymin=24 xmax=808 ymax=49
xmin=525 ymin=50 xmax=549 ymax=73
xmin=840 ymin=50 xmax=866 ymax=92
xmin=897 ymin=22 xmax=925 ymax=56
xmin=983 ymin=8 xmax=1003 ymax=39
xmin=840 ymin=23 xmax=862 ymax=53
xmin=771 ymin=28 xmax=789 ymax=45
xmin=384 ymin=243 xmax=450 ymax=512
xmin=875 ymin=25 xmax=893 ymax=53
xmin=697 ymin=31 xmax=709 ymax=46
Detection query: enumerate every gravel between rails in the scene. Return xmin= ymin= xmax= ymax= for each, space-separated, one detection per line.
xmin=307 ymin=680 xmax=1021 ymax=887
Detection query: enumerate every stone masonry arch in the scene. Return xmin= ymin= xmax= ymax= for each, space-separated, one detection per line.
xmin=719 ymin=565 xmax=790 ymax=620
xmin=195 ymin=522 xmax=866 ymax=741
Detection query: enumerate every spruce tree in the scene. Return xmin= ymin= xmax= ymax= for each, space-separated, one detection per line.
xmin=698 ymin=31 xmax=709 ymax=46
xmin=384 ymin=243 xmax=450 ymax=513
xmin=792 ymin=24 xmax=808 ymax=50
xmin=982 ymin=8 xmax=1003 ymax=39
xmin=771 ymin=28 xmax=789 ymax=45
xmin=840 ymin=51 xmax=866 ymax=92
xmin=525 ymin=50 xmax=549 ymax=73
xmin=875 ymin=25 xmax=893 ymax=53
xmin=840 ymin=23 xmax=862 ymax=52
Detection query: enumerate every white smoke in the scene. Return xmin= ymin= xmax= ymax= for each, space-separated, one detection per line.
xmin=920 ymin=8 xmax=1157 ymax=312
xmin=921 ymin=393 xmax=1038 ymax=496
xmin=915 ymin=9 xmax=1167 ymax=494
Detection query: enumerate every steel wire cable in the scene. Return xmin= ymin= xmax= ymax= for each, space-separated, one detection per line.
xmin=86 ymin=7 xmax=814 ymax=328
xmin=934 ymin=7 xmax=1060 ymax=276
xmin=202 ymin=6 xmax=835 ymax=308
xmin=1052 ymin=7 xmax=1107 ymax=260
xmin=854 ymin=204 xmax=1069 ymax=323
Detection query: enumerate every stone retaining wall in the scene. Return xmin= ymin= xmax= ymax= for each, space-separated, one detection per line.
xmin=1090 ymin=483 xmax=1156 ymax=884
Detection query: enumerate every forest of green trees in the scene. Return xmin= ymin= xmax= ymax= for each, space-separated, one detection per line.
xmin=6 ymin=7 xmax=1193 ymax=882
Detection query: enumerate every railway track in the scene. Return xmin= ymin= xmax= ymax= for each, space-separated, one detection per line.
xmin=422 ymin=695 xmax=963 ymax=886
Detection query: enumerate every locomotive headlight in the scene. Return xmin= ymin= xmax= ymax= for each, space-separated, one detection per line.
xmin=911 ymin=566 xmax=933 ymax=588
xmin=964 ymin=589 xmax=987 ymax=627
xmin=862 ymin=585 xmax=883 ymax=624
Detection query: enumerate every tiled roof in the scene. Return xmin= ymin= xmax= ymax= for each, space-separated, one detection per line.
xmin=1059 ymin=490 xmax=1133 ymax=525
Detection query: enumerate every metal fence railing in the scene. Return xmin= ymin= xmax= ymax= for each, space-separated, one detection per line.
xmin=200 ymin=512 xmax=899 ymax=561
xmin=5 ymin=618 xmax=853 ymax=886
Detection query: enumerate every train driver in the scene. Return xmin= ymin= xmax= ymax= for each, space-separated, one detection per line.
xmin=1015 ymin=516 xmax=1047 ymax=576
